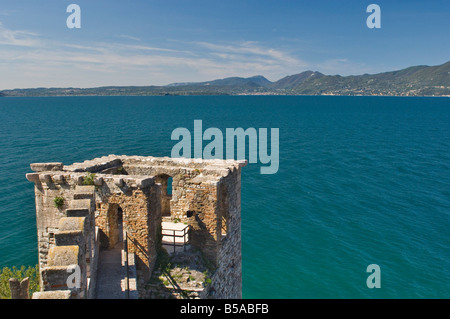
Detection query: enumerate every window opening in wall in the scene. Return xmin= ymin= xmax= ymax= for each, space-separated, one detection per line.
xmin=155 ymin=174 xmax=172 ymax=217
xmin=118 ymin=206 xmax=123 ymax=243
xmin=221 ymin=215 xmax=227 ymax=240
xmin=167 ymin=176 xmax=173 ymax=195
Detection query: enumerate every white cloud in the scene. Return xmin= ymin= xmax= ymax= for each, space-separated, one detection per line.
xmin=1 ymin=29 xmax=314 ymax=88
xmin=0 ymin=23 xmax=41 ymax=47
xmin=115 ymin=34 xmax=141 ymax=42
xmin=196 ymin=41 xmax=304 ymax=67
xmin=0 ymin=22 xmax=374 ymax=89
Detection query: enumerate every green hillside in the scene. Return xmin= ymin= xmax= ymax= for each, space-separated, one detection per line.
xmin=1 ymin=61 xmax=449 ymax=97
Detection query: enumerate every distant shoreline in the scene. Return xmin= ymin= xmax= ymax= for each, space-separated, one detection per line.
xmin=1 ymin=61 xmax=449 ymax=97
xmin=1 ymin=93 xmax=448 ymax=98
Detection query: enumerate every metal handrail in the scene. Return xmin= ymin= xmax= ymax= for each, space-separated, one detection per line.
xmin=162 ymin=225 xmax=190 ymax=254
xmin=123 ymin=231 xmax=129 ymax=299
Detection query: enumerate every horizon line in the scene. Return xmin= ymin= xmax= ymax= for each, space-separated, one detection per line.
xmin=1 ymin=60 xmax=448 ymax=92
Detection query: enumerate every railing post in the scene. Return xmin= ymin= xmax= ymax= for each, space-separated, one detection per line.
xmin=183 ymin=227 xmax=186 ymax=252
xmin=173 ymin=230 xmax=176 ymax=254
xmin=124 ymin=231 xmax=129 ymax=299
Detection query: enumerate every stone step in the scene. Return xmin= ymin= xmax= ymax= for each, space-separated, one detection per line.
xmin=55 ymin=217 xmax=86 ymax=246
xmin=73 ymin=185 xmax=95 ymax=200
xmin=58 ymin=217 xmax=86 ymax=232
xmin=67 ymin=199 xmax=93 ymax=216
xmin=69 ymin=198 xmax=91 ymax=209
xmin=66 ymin=208 xmax=90 ymax=217
xmin=55 ymin=230 xmax=84 ymax=246
xmin=47 ymin=246 xmax=80 ymax=267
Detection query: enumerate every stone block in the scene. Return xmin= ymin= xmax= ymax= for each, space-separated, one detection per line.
xmin=47 ymin=246 xmax=80 ymax=266
xmin=69 ymin=199 xmax=92 ymax=210
xmin=52 ymin=174 xmax=65 ymax=184
xmin=25 ymin=173 xmax=40 ymax=182
xmin=39 ymin=174 xmax=52 ymax=184
xmin=32 ymin=290 xmax=72 ymax=299
xmin=137 ymin=178 xmax=154 ymax=189
xmin=55 ymin=230 xmax=85 ymax=246
xmin=74 ymin=185 xmax=95 ymax=199
xmin=40 ymin=265 xmax=75 ymax=290
xmin=94 ymin=177 xmax=103 ymax=186
xmin=66 ymin=208 xmax=90 ymax=217
xmin=9 ymin=277 xmax=29 ymax=299
xmin=30 ymin=162 xmax=64 ymax=172
xmin=58 ymin=217 xmax=86 ymax=232
xmin=114 ymin=178 xmax=124 ymax=186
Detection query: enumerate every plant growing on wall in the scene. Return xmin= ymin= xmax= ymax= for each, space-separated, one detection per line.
xmin=53 ymin=196 xmax=64 ymax=208
xmin=203 ymin=270 xmax=212 ymax=287
xmin=82 ymin=173 xmax=96 ymax=185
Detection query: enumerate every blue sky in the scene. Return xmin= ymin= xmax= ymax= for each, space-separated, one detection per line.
xmin=0 ymin=0 xmax=449 ymax=89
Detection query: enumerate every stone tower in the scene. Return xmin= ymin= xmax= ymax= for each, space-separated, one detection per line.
xmin=26 ymin=155 xmax=247 ymax=299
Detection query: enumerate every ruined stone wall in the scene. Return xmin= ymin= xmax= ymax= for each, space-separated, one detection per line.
xmin=182 ymin=178 xmax=220 ymax=266
xmin=95 ymin=178 xmax=161 ymax=277
xmin=122 ymin=160 xmax=201 ymax=220
xmin=122 ymin=158 xmax=234 ymax=272
xmin=200 ymin=167 xmax=243 ymax=299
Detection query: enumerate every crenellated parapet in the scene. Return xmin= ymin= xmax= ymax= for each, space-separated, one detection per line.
xmin=25 ymin=176 xmax=97 ymax=299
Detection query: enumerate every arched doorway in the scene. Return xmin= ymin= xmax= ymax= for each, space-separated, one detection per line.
xmin=105 ymin=204 xmax=124 ymax=249
xmin=96 ymin=204 xmax=125 ymax=299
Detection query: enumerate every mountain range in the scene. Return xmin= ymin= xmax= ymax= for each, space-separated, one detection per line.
xmin=1 ymin=61 xmax=449 ymax=97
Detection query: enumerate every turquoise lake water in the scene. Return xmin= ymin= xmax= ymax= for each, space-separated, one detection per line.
xmin=0 ymin=96 xmax=449 ymax=298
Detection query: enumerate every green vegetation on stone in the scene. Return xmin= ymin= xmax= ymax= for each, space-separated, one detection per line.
xmin=0 ymin=265 xmax=40 ymax=299
xmin=82 ymin=173 xmax=96 ymax=185
xmin=53 ymin=196 xmax=64 ymax=208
